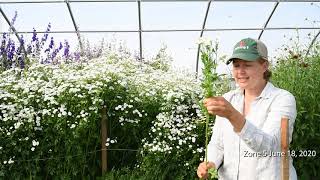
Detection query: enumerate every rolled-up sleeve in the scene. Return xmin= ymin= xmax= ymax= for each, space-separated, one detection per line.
xmin=237 ymin=92 xmax=297 ymax=153
xmin=207 ymin=116 xmax=224 ymax=168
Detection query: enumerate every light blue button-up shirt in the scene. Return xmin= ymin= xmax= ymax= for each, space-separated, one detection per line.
xmin=208 ymin=82 xmax=297 ymax=180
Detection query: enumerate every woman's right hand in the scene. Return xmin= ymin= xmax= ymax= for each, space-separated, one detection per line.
xmin=197 ymin=161 xmax=216 ymax=179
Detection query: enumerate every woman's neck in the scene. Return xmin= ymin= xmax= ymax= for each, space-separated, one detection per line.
xmin=244 ymin=81 xmax=267 ymax=99
xmin=242 ymin=81 xmax=267 ymax=116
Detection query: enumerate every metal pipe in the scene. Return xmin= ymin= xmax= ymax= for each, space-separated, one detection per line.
xmin=196 ymin=0 xmax=212 ymax=74
xmin=1 ymin=0 xmax=317 ymax=4
xmin=258 ymin=1 xmax=279 ymax=39
xmin=3 ymin=27 xmax=319 ymax=34
xmin=137 ymin=0 xmax=143 ymax=61
xmin=66 ymin=0 xmax=84 ymax=52
xmin=305 ymin=30 xmax=320 ymax=57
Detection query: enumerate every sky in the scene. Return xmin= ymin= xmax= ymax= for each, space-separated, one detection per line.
xmin=1 ymin=1 xmax=319 ymax=75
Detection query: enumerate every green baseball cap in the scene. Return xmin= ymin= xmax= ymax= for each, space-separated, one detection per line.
xmin=226 ymin=38 xmax=268 ymax=65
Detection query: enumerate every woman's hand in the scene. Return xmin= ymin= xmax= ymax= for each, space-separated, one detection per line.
xmin=197 ymin=161 xmax=216 ymax=179
xmin=204 ymin=96 xmax=246 ymax=132
xmin=203 ymin=96 xmax=236 ymax=119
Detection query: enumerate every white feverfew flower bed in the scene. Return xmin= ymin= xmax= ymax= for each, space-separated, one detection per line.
xmin=0 ymin=53 xmax=228 ymax=177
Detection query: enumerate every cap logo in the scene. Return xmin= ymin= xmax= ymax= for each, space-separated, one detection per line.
xmin=239 ymin=41 xmax=246 ymax=47
xmin=234 ymin=41 xmax=249 ymax=50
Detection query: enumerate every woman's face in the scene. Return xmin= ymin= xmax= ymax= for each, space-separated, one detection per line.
xmin=232 ymin=59 xmax=267 ymax=89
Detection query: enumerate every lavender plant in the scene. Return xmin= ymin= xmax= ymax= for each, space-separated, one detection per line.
xmin=0 ymin=12 xmax=87 ymax=71
xmin=0 ymin=11 xmax=25 ymax=70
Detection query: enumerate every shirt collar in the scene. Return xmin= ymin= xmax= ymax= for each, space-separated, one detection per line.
xmin=235 ymin=82 xmax=274 ymax=99
xmin=257 ymin=82 xmax=274 ymax=99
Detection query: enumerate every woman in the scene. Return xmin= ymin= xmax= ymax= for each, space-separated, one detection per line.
xmin=197 ymin=38 xmax=297 ymax=180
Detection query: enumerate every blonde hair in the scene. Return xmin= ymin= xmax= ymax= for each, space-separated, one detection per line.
xmin=259 ymin=59 xmax=272 ymax=81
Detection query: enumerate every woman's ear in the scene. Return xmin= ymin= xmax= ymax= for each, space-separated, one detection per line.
xmin=262 ymin=60 xmax=269 ymax=71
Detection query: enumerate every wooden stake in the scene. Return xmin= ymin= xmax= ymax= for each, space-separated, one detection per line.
xmin=101 ymin=106 xmax=108 ymax=175
xmin=281 ymin=117 xmax=289 ymax=180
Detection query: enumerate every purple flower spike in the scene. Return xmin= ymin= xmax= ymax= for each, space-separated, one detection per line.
xmin=27 ymin=44 xmax=32 ymax=54
xmin=9 ymin=11 xmax=18 ymax=32
xmin=51 ymin=47 xmax=61 ymax=60
xmin=49 ymin=37 xmax=54 ymax=49
xmin=41 ymin=23 xmax=51 ymax=43
xmin=63 ymin=40 xmax=70 ymax=58
xmin=59 ymin=42 xmax=63 ymax=50
xmin=5 ymin=39 xmax=11 ymax=52
xmin=1 ymin=33 xmax=7 ymax=55
xmin=32 ymin=28 xmax=38 ymax=42
xmin=2 ymin=33 xmax=7 ymax=39
xmin=47 ymin=23 xmax=51 ymax=31
xmin=19 ymin=56 xmax=25 ymax=69
xmin=7 ymin=42 xmax=16 ymax=61
xmin=11 ymin=11 xmax=18 ymax=25
xmin=20 ymin=35 xmax=25 ymax=46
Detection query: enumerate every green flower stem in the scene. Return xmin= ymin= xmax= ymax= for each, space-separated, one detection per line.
xmin=199 ymin=38 xmax=219 ymax=179
xmin=205 ymin=112 xmax=213 ymax=163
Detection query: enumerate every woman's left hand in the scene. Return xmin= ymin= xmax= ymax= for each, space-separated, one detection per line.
xmin=203 ymin=96 xmax=236 ymax=119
